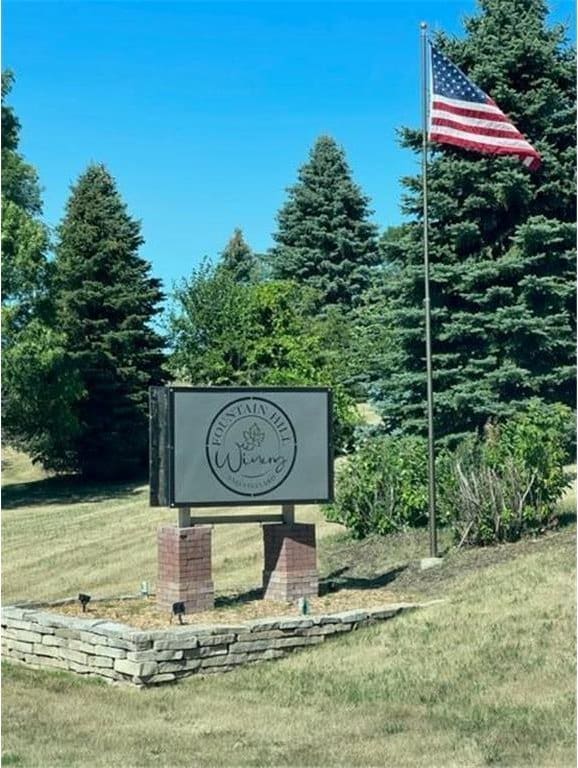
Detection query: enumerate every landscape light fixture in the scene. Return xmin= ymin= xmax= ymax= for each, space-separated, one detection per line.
xmin=140 ymin=581 xmax=150 ymax=598
xmin=78 ymin=593 xmax=91 ymax=613
xmin=172 ymin=601 xmax=186 ymax=624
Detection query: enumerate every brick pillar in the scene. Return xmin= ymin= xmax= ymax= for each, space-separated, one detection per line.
xmin=156 ymin=525 xmax=214 ymax=614
xmin=262 ymin=523 xmax=319 ymax=602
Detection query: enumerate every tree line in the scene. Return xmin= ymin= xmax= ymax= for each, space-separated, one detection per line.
xmin=2 ymin=0 xmax=575 ymax=482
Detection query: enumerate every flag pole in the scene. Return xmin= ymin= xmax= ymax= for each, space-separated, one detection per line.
xmin=420 ymin=22 xmax=438 ymax=559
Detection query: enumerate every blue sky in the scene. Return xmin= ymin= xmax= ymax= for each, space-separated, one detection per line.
xmin=4 ymin=0 xmax=575 ymax=294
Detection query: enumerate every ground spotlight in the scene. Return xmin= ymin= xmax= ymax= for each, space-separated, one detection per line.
xmin=78 ymin=593 xmax=91 ymax=613
xmin=172 ymin=601 xmax=186 ymax=624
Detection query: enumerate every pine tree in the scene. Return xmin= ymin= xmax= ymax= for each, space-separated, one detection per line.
xmin=378 ymin=0 xmax=575 ymax=442
xmin=219 ymin=228 xmax=259 ymax=283
xmin=269 ymin=135 xmax=379 ymax=310
xmin=54 ymin=164 xmax=165 ymax=479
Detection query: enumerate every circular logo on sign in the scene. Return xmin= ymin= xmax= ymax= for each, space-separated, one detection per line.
xmin=205 ymin=397 xmax=297 ymax=497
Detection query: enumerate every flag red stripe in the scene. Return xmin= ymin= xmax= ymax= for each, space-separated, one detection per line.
xmin=431 ymin=116 xmax=525 ymax=140
xmin=430 ymin=123 xmax=537 ymax=150
xmin=432 ymin=99 xmax=512 ymax=124
xmin=524 ymin=155 xmax=541 ymax=171
xmin=430 ymin=130 xmax=540 ymax=162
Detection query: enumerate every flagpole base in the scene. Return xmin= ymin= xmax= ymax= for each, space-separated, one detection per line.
xmin=420 ymin=557 xmax=443 ymax=571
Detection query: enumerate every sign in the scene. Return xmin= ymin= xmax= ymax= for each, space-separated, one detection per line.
xmin=150 ymin=387 xmax=333 ymax=507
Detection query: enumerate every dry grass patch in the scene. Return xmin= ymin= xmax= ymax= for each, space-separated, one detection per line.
xmin=2 ymin=527 xmax=575 ymax=767
xmin=2 ymin=448 xmax=576 ymax=767
xmin=1 ymin=449 xmax=340 ymax=605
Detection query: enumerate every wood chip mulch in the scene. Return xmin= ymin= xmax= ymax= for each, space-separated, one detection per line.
xmin=48 ymin=585 xmax=414 ymax=629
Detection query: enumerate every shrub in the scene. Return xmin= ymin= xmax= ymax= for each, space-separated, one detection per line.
xmin=441 ymin=400 xmax=572 ymax=546
xmin=326 ymin=400 xmax=572 ymax=544
xmin=485 ymin=400 xmax=572 ymax=517
xmin=325 ymin=435 xmax=431 ymax=538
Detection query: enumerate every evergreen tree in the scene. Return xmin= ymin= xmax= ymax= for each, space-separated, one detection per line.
xmin=54 ymin=164 xmax=165 ymax=479
xmin=219 ymin=228 xmax=259 ymax=283
xmin=269 ymin=135 xmax=379 ymax=310
xmin=347 ymin=268 xmax=396 ymax=400
xmin=378 ymin=0 xmax=575 ymax=442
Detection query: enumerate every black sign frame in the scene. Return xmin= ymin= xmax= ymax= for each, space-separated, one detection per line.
xmin=149 ymin=386 xmax=334 ymax=508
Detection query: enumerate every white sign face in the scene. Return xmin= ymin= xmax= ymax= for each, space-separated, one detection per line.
xmin=169 ymin=387 xmax=332 ymax=506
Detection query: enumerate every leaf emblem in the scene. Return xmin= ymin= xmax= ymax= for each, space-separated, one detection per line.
xmin=240 ymin=422 xmax=265 ymax=451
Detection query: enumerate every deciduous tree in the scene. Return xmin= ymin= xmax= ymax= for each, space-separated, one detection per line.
xmin=0 ymin=71 xmax=76 ymax=466
xmin=1 ymin=70 xmax=50 ymax=335
xmin=168 ymin=262 xmax=358 ymax=451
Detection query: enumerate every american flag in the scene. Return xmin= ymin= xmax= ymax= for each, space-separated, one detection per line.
xmin=429 ymin=45 xmax=541 ymax=171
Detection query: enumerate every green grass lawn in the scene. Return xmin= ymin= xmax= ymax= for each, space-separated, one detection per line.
xmin=1 ymin=450 xmax=576 ymax=767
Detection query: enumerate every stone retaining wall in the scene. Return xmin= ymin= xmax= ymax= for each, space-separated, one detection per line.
xmin=1 ymin=602 xmax=417 ymax=687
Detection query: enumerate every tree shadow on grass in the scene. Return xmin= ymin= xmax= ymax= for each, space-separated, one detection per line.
xmin=215 ymin=587 xmax=264 ymax=608
xmin=319 ymin=564 xmax=408 ymax=596
xmin=554 ymin=510 xmax=577 ymax=528
xmin=1 ymin=474 xmax=145 ymax=510
xmin=211 ymin=565 xmax=410 ymax=610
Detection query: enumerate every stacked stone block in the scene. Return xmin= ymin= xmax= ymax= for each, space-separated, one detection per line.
xmin=262 ymin=523 xmax=319 ymax=601
xmin=157 ymin=525 xmax=214 ymax=614
xmin=1 ymin=603 xmax=416 ymax=686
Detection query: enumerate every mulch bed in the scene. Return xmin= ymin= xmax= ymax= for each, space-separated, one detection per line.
xmin=48 ymin=584 xmax=415 ymax=629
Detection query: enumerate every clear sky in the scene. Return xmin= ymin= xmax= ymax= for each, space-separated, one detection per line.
xmin=3 ymin=0 xmax=575 ymax=295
